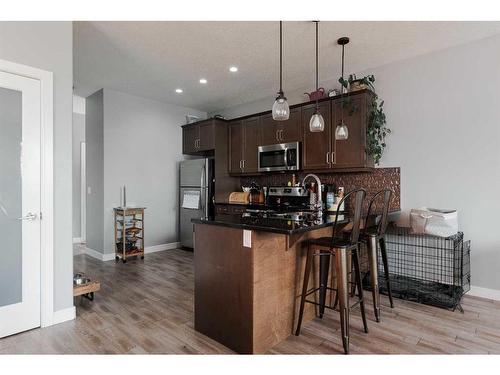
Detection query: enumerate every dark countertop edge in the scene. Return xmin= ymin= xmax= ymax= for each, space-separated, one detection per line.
xmin=191 ymin=217 xmax=349 ymax=235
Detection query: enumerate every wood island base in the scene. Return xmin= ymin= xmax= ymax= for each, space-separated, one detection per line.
xmin=194 ymin=223 xmax=335 ymax=354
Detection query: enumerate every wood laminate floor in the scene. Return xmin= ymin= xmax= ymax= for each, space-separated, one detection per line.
xmin=1 ymin=247 xmax=500 ymax=354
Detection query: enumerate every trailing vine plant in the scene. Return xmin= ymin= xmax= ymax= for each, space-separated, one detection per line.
xmin=338 ymin=74 xmax=391 ymax=165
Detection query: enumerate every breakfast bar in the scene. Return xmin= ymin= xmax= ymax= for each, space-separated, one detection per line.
xmin=192 ymin=212 xmax=348 ymax=354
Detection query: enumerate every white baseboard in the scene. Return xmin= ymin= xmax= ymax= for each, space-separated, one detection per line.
xmin=102 ymin=252 xmax=116 ymax=261
xmin=145 ymin=242 xmax=181 ymax=254
xmin=74 ymin=247 xmax=115 ymax=261
xmin=72 ymin=237 xmax=83 ymax=244
xmin=51 ymin=306 xmax=76 ymax=326
xmin=75 ymin=242 xmax=180 ymax=261
xmin=468 ymin=285 xmax=500 ymax=301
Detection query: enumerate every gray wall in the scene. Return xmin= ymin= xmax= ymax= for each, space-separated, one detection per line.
xmin=72 ymin=113 xmax=85 ymax=239
xmin=85 ymin=90 xmax=104 ymax=252
xmin=85 ymin=89 xmax=206 ymax=254
xmin=212 ymin=33 xmax=500 ymax=292
xmin=102 ymin=89 xmax=206 ymax=253
xmin=0 ymin=21 xmax=74 ymax=311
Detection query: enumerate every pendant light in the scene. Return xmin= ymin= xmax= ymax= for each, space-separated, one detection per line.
xmin=272 ymin=21 xmax=290 ymax=121
xmin=309 ymin=21 xmax=325 ymax=132
xmin=335 ymin=36 xmax=350 ymax=140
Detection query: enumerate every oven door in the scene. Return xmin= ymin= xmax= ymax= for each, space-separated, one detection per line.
xmin=258 ymin=142 xmax=299 ymax=172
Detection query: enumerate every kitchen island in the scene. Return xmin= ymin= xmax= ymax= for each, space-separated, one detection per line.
xmin=192 ymin=212 xmax=348 ymax=354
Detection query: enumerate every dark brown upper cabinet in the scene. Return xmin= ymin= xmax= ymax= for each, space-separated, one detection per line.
xmin=332 ymin=93 xmax=372 ymax=169
xmin=301 ymin=90 xmax=374 ymax=171
xmin=182 ymin=90 xmax=375 ymax=173
xmin=198 ymin=121 xmax=215 ymax=151
xmin=228 ymin=120 xmax=244 ymax=174
xmin=302 ymin=101 xmax=332 ymax=170
xmin=182 ymin=119 xmax=216 ymax=155
xmin=182 ymin=124 xmax=199 ymax=154
xmin=242 ymin=117 xmax=261 ymax=173
xmin=228 ymin=116 xmax=261 ymax=174
xmin=260 ymin=107 xmax=302 ymax=145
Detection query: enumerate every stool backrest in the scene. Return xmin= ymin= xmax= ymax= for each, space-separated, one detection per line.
xmin=366 ymin=189 xmax=392 ymax=236
xmin=331 ymin=188 xmax=366 ymax=245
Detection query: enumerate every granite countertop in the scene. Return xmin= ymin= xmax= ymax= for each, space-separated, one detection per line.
xmin=192 ymin=212 xmax=349 ymax=235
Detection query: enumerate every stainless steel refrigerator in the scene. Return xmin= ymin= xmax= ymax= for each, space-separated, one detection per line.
xmin=179 ymin=158 xmax=215 ymax=248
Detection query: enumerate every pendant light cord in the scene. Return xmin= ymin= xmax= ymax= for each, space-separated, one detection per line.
xmin=315 ymin=21 xmax=319 ymax=110
xmin=341 ymin=42 xmax=345 ymax=123
xmin=279 ymin=21 xmax=283 ymax=94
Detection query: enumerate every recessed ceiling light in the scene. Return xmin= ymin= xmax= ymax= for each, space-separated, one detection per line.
xmin=175 ymin=88 xmax=183 ymax=93
xmin=199 ymin=78 xmax=207 ymax=84
xmin=229 ymin=66 xmax=238 ymax=73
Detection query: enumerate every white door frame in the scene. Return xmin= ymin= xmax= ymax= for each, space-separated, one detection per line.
xmin=0 ymin=58 xmax=54 ymax=328
xmin=80 ymin=142 xmax=86 ymax=242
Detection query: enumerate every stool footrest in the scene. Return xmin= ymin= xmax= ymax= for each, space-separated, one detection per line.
xmin=304 ymin=299 xmax=364 ymax=312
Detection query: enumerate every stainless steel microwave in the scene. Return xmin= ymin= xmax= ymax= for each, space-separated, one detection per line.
xmin=258 ymin=142 xmax=300 ymax=172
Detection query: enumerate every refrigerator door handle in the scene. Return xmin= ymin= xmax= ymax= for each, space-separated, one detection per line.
xmin=205 ymin=187 xmax=209 ymax=218
xmin=200 ymin=163 xmax=205 ymax=188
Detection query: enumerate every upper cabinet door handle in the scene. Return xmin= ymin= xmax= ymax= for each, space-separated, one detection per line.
xmin=326 ymin=152 xmax=330 ymax=165
xmin=279 ymin=129 xmax=284 ymax=142
xmin=331 ymin=152 xmax=336 ymax=164
xmin=276 ymin=129 xmax=279 ymax=142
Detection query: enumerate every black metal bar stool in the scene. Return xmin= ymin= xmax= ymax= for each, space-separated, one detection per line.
xmin=295 ymin=188 xmax=368 ymax=354
xmin=361 ymin=189 xmax=394 ymax=322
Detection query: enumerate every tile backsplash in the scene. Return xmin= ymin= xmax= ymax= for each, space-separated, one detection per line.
xmin=240 ymin=167 xmax=401 ymax=212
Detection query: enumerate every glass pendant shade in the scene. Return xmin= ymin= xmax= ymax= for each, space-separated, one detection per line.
xmin=309 ymin=111 xmax=325 ymax=132
xmin=335 ymin=121 xmax=349 ymax=140
xmin=272 ymin=93 xmax=290 ymax=121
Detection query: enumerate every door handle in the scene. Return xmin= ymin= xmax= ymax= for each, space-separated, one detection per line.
xmin=242 ymin=160 xmax=245 ymax=170
xmin=201 ymin=164 xmax=205 ymax=189
xmin=276 ymin=129 xmax=279 ymax=142
xmin=326 ymin=152 xmax=330 ymax=165
xmin=331 ymin=152 xmax=336 ymax=164
xmin=279 ymin=129 xmax=284 ymax=142
xmin=17 ymin=212 xmax=38 ymax=221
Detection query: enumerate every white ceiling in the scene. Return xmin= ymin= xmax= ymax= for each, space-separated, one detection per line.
xmin=74 ymin=21 xmax=500 ymax=113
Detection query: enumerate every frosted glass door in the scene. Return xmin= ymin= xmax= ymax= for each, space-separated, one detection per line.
xmin=0 ymin=87 xmax=22 ymax=308
xmin=0 ymin=70 xmax=41 ymax=338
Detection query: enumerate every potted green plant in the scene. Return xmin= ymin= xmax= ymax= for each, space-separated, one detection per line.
xmin=338 ymin=74 xmax=391 ymax=165
xmin=347 ymin=74 xmax=372 ymax=92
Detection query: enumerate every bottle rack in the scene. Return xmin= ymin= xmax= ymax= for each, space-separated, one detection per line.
xmin=113 ymin=207 xmax=145 ymax=263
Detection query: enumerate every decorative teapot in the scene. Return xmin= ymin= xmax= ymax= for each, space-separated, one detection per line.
xmin=304 ymin=87 xmax=326 ymax=101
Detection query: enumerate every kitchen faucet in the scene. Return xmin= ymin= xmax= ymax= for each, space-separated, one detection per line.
xmin=302 ymin=174 xmax=323 ymax=212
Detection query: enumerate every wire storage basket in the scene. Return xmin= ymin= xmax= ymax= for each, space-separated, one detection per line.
xmin=364 ymin=225 xmax=471 ymax=312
